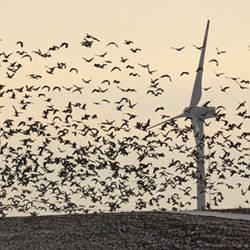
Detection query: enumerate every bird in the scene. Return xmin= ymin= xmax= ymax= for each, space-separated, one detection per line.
xmin=81 ymin=78 xmax=92 ymax=84
xmin=203 ymin=87 xmax=211 ymax=91
xmin=16 ymin=41 xmax=24 ymax=47
xmin=101 ymin=79 xmax=111 ymax=85
xmin=220 ymin=86 xmax=230 ymax=92
xmin=41 ymin=85 xmax=50 ymax=91
xmin=69 ymin=67 xmax=78 ymax=73
xmin=12 ymin=105 xmax=22 ymax=117
xmin=82 ymin=57 xmax=94 ymax=62
xmin=170 ymin=46 xmax=185 ymax=51
xmin=21 ymin=54 xmax=32 ymax=61
xmin=121 ymin=57 xmax=129 ymax=63
xmin=154 ymin=106 xmax=165 ymax=112
xmin=160 ymin=74 xmax=171 ymax=81
xmin=236 ymin=101 xmax=246 ymax=110
xmin=85 ymin=33 xmax=100 ymax=42
xmin=92 ymin=87 xmax=108 ymax=93
xmin=52 ymin=86 xmax=61 ymax=92
xmin=226 ymin=76 xmax=240 ymax=82
xmin=216 ymin=47 xmax=226 ymax=55
xmin=106 ymin=41 xmax=118 ymax=47
xmin=130 ymin=48 xmax=141 ymax=53
xmin=72 ymin=85 xmax=84 ymax=94
xmin=60 ymin=42 xmax=69 ymax=48
xmin=129 ymin=72 xmax=140 ymax=77
xmin=95 ymin=52 xmax=107 ymax=58
xmin=45 ymin=66 xmax=56 ymax=74
xmin=208 ymin=59 xmax=219 ymax=67
xmin=6 ymin=72 xmax=15 ymax=78
xmin=124 ymin=40 xmax=133 ymax=45
xmin=81 ymin=39 xmax=93 ymax=48
xmin=214 ymin=71 xmax=224 ymax=77
xmin=48 ymin=45 xmax=59 ymax=51
xmin=202 ymin=100 xmax=211 ymax=107
xmin=111 ymin=66 xmax=121 ymax=72
xmin=180 ymin=71 xmax=189 ymax=76
xmin=28 ymin=74 xmax=42 ymax=79
xmin=193 ymin=44 xmax=204 ymax=50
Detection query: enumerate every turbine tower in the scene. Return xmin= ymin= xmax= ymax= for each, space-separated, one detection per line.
xmin=149 ymin=20 xmax=215 ymax=210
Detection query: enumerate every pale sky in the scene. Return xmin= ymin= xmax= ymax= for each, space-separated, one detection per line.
xmin=0 ymin=1 xmax=249 ymax=216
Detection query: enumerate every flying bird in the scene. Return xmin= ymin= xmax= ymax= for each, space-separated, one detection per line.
xmin=180 ymin=71 xmax=189 ymax=76
xmin=96 ymin=52 xmax=107 ymax=58
xmin=160 ymin=74 xmax=171 ymax=81
xmin=121 ymin=57 xmax=129 ymax=63
xmin=69 ymin=67 xmax=78 ymax=73
xmin=214 ymin=71 xmax=224 ymax=77
xmin=220 ymin=86 xmax=230 ymax=92
xmin=81 ymin=78 xmax=92 ymax=84
xmin=21 ymin=54 xmax=32 ymax=61
xmin=203 ymin=87 xmax=211 ymax=91
xmin=82 ymin=57 xmax=94 ymax=62
xmin=111 ymin=66 xmax=121 ymax=72
xmin=236 ymin=101 xmax=246 ymax=110
xmin=60 ymin=42 xmax=69 ymax=48
xmin=106 ymin=41 xmax=118 ymax=47
xmin=130 ymin=48 xmax=141 ymax=53
xmin=129 ymin=72 xmax=140 ymax=77
xmin=216 ymin=47 xmax=226 ymax=55
xmin=85 ymin=33 xmax=100 ymax=42
xmin=170 ymin=46 xmax=185 ymax=51
xmin=193 ymin=44 xmax=204 ymax=50
xmin=124 ymin=40 xmax=133 ymax=45
xmin=154 ymin=106 xmax=165 ymax=112
xmin=16 ymin=41 xmax=24 ymax=47
xmin=208 ymin=59 xmax=219 ymax=67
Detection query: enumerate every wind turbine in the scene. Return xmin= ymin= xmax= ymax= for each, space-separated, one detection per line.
xmin=149 ymin=20 xmax=216 ymax=210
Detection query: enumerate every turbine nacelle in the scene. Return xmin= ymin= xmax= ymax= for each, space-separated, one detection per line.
xmin=183 ymin=106 xmax=216 ymax=119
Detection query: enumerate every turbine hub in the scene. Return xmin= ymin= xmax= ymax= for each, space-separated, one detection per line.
xmin=184 ymin=106 xmax=216 ymax=119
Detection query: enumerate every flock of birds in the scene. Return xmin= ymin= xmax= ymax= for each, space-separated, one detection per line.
xmin=0 ymin=33 xmax=249 ymax=217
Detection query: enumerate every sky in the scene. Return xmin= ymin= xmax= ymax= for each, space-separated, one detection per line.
xmin=0 ymin=1 xmax=249 ymax=216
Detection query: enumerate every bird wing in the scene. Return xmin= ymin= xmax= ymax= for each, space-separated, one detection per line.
xmin=190 ymin=20 xmax=209 ymax=107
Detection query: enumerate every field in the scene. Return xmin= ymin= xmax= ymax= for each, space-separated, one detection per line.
xmin=0 ymin=209 xmax=249 ymax=249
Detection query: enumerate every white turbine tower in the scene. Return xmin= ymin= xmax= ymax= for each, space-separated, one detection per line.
xmin=149 ymin=20 xmax=216 ymax=210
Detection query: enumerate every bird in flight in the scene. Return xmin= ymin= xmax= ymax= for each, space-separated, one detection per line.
xmin=208 ymin=59 xmax=219 ymax=67
xmin=130 ymin=48 xmax=141 ymax=53
xmin=214 ymin=71 xmax=224 ymax=77
xmin=124 ymin=40 xmax=133 ymax=45
xmin=180 ymin=71 xmax=189 ymax=76
xmin=60 ymin=42 xmax=69 ymax=48
xmin=16 ymin=41 xmax=24 ymax=47
xmin=160 ymin=74 xmax=171 ymax=81
xmin=235 ymin=101 xmax=246 ymax=110
xmin=106 ymin=41 xmax=118 ymax=48
xmin=82 ymin=57 xmax=94 ymax=62
xmin=69 ymin=67 xmax=78 ymax=74
xmin=170 ymin=46 xmax=185 ymax=51
xmin=193 ymin=44 xmax=204 ymax=50
xmin=216 ymin=47 xmax=226 ymax=55
xmin=203 ymin=87 xmax=211 ymax=91
xmin=220 ymin=86 xmax=230 ymax=92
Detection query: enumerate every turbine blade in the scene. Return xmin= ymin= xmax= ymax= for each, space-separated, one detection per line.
xmin=191 ymin=116 xmax=204 ymax=144
xmin=190 ymin=20 xmax=210 ymax=107
xmin=148 ymin=113 xmax=186 ymax=130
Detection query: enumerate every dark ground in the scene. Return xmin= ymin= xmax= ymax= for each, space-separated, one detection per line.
xmin=0 ymin=209 xmax=249 ymax=249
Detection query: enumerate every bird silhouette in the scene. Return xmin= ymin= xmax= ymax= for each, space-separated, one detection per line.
xmin=170 ymin=46 xmax=185 ymax=51
xmin=216 ymin=47 xmax=226 ymax=55
xmin=208 ymin=59 xmax=219 ymax=67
